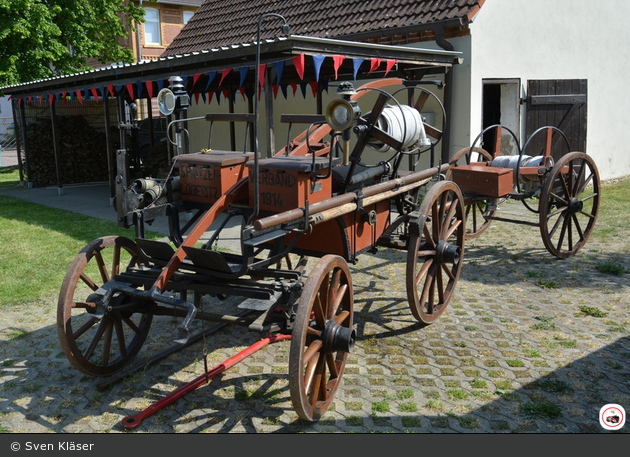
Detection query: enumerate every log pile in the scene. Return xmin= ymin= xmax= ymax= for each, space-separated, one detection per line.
xmin=25 ymin=116 xmax=110 ymax=187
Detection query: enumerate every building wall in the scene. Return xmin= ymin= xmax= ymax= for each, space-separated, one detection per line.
xmin=132 ymin=2 xmax=199 ymax=62
xmin=466 ymin=0 xmax=630 ymax=180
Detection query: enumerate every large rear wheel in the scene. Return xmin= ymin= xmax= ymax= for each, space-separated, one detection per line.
xmin=57 ymin=236 xmax=153 ymax=376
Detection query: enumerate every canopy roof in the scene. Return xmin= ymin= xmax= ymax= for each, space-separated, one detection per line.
xmin=2 ymin=35 xmax=461 ymax=101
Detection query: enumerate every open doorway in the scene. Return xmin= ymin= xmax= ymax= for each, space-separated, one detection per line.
xmin=481 ymin=79 xmax=521 ymax=156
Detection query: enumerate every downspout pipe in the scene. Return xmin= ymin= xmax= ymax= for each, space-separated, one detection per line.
xmin=136 ymin=0 xmax=143 ymax=62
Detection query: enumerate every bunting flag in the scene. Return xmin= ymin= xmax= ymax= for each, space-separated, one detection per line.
xmin=194 ymin=93 xmax=200 ymax=105
xmin=272 ymin=85 xmax=279 ymax=99
xmin=238 ymin=67 xmax=248 ymax=88
xmin=312 ymin=55 xmax=325 ymax=82
xmin=200 ymin=92 xmax=207 ymax=104
xmin=244 ymin=86 xmax=255 ymax=102
xmin=90 ymin=87 xmax=99 ymax=103
xmin=352 ymin=58 xmax=364 ymax=80
xmin=310 ymin=81 xmax=318 ymax=97
xmin=291 ymin=82 xmax=298 ymax=97
xmin=321 ymin=79 xmax=329 ymax=93
xmin=333 ymin=55 xmax=345 ymax=80
xmin=207 ymin=91 xmax=214 ymax=104
xmin=219 ymin=68 xmax=232 ymax=86
xmin=126 ymin=83 xmax=134 ymax=99
xmin=273 ymin=61 xmax=285 ymax=85
xmin=280 ymin=84 xmax=288 ymax=100
xmin=136 ymin=81 xmax=143 ymax=98
xmin=299 ymin=82 xmax=308 ymax=98
xmin=229 ymin=89 xmax=238 ymax=103
xmin=108 ymin=84 xmax=115 ymax=97
xmin=62 ymin=92 xmax=68 ymax=104
xmin=193 ymin=73 xmax=202 ymax=87
xmin=258 ymin=63 xmax=266 ymax=89
xmin=292 ymin=54 xmax=305 ymax=80
xmin=239 ymin=87 xmax=246 ymax=101
xmin=204 ymin=71 xmax=217 ymax=92
xmin=215 ymin=90 xmax=222 ymax=105
xmin=145 ymin=81 xmax=154 ymax=99
xmin=157 ymin=80 xmax=166 ymax=92
xmin=385 ymin=59 xmax=397 ymax=76
xmin=369 ymin=58 xmax=382 ymax=74
xmin=48 ymin=94 xmax=54 ymax=106
xmin=76 ymin=90 xmax=84 ymax=104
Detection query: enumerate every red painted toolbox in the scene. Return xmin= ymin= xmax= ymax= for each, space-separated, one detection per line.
xmin=177 ymin=151 xmax=255 ymax=204
xmin=451 ymin=164 xmax=514 ymax=198
xmin=246 ymin=156 xmax=340 ymax=212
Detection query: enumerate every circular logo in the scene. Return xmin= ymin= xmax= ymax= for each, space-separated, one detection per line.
xmin=600 ymin=404 xmax=626 ymax=431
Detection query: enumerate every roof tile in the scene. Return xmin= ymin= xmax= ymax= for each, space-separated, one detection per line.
xmin=164 ymin=0 xmax=484 ymax=56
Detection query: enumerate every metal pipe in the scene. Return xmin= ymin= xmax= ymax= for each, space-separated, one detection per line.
xmin=120 ymin=334 xmax=291 ymax=429
xmin=248 ymin=13 xmax=290 ymax=227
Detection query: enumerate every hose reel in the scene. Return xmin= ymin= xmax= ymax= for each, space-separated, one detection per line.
xmin=491 ymin=155 xmax=547 ymax=185
xmin=366 ymin=104 xmax=432 ymax=154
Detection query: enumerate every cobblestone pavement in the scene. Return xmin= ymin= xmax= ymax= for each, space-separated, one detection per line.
xmin=0 ymin=198 xmax=629 ymax=433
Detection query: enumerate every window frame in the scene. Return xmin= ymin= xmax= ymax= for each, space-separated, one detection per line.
xmin=144 ymin=7 xmax=162 ymax=46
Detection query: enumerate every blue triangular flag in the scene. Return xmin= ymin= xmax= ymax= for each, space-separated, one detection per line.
xmin=238 ymin=67 xmax=248 ymax=89
xmin=273 ymin=61 xmax=285 ymax=85
xmin=299 ymin=82 xmax=308 ymax=98
xmin=312 ymin=55 xmax=325 ymax=82
xmin=280 ymin=84 xmax=288 ymax=100
xmin=204 ymin=72 xmax=217 ymax=92
xmin=352 ymin=58 xmax=364 ymax=81
xmin=157 ymin=80 xmax=165 ymax=91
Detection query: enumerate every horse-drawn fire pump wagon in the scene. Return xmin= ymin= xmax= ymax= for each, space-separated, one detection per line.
xmin=55 ymin=18 xmax=600 ymax=428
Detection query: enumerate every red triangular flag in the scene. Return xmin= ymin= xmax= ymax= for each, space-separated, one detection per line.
xmin=76 ymin=90 xmax=83 ymax=104
xmin=207 ymin=92 xmax=214 ymax=104
xmin=291 ymin=82 xmax=298 ymax=97
xmin=145 ymin=81 xmax=154 ymax=99
xmin=62 ymin=92 xmax=68 ymax=104
xmin=194 ymin=93 xmax=200 ymax=104
xmin=108 ymin=84 xmax=115 ymax=97
xmin=193 ymin=73 xmax=201 ymax=86
xmin=90 ymin=88 xmax=99 ymax=103
xmin=48 ymin=94 xmax=54 ymax=106
xmin=219 ymin=68 xmax=232 ymax=86
xmin=310 ymin=81 xmax=318 ymax=97
xmin=258 ymin=64 xmax=267 ymax=89
xmin=333 ymin=55 xmax=345 ymax=80
xmin=272 ymin=85 xmax=279 ymax=99
xmin=384 ymin=59 xmax=397 ymax=76
xmin=292 ymin=54 xmax=305 ymax=80
xmin=369 ymin=58 xmax=382 ymax=74
xmin=240 ymin=87 xmax=246 ymax=101
xmin=126 ymin=83 xmax=134 ymax=99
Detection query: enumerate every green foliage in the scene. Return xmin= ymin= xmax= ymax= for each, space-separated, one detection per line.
xmin=576 ymin=306 xmax=608 ymax=318
xmin=0 ymin=0 xmax=145 ymax=87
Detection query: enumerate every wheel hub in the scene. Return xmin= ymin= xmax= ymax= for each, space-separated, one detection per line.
xmin=436 ymin=240 xmax=460 ymax=265
xmin=321 ymin=320 xmax=355 ymax=354
xmin=569 ymin=197 xmax=583 ymax=213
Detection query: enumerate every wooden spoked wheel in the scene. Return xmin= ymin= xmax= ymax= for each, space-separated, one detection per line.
xmin=57 ymin=236 xmax=153 ymax=376
xmin=289 ymin=255 xmax=354 ymax=422
xmin=406 ymin=181 xmax=465 ymax=325
xmin=539 ymin=152 xmax=600 ymax=259
xmin=447 ymin=146 xmax=496 ymax=239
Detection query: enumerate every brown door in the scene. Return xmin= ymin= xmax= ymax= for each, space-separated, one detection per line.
xmin=525 ymin=79 xmax=587 ymax=161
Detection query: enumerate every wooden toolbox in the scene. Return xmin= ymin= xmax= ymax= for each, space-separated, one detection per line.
xmin=450 ymin=164 xmax=514 ymax=198
xmin=177 ymin=151 xmax=255 ymax=204
xmin=246 ymin=156 xmax=340 ymax=212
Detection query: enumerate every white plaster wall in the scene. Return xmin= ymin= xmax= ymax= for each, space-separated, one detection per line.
xmin=468 ymin=0 xmax=630 ymax=180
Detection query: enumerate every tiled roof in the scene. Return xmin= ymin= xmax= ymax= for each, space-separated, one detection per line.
xmin=164 ymin=0 xmax=485 ymax=56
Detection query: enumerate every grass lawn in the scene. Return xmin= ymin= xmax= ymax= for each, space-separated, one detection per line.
xmin=0 ymin=166 xmax=161 ymax=306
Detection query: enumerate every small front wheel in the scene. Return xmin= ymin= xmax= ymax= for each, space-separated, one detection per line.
xmin=406 ymin=181 xmax=465 ymax=325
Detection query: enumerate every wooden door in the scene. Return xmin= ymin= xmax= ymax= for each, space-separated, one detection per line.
xmin=525 ymin=79 xmax=587 ymax=161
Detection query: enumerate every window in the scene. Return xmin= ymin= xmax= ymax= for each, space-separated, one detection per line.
xmin=144 ymin=7 xmax=161 ymax=46
xmin=183 ymin=11 xmax=194 ymax=25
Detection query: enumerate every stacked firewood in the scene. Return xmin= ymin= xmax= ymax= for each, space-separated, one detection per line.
xmin=24 ymin=116 xmax=110 ymax=187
